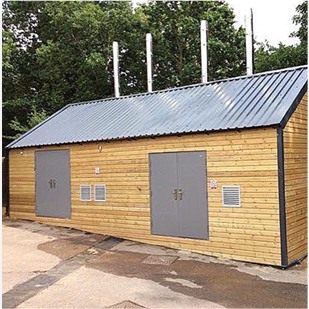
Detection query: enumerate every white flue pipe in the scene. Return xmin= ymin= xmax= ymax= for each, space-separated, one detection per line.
xmin=146 ymin=33 xmax=153 ymax=92
xmin=113 ymin=41 xmax=120 ymax=97
xmin=200 ymin=20 xmax=208 ymax=83
xmin=245 ymin=9 xmax=254 ymax=75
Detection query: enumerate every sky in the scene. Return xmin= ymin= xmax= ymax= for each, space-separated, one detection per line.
xmin=227 ymin=0 xmax=302 ymax=46
xmin=134 ymin=0 xmax=303 ymax=46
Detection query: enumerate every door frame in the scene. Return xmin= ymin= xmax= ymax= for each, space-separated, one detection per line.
xmin=148 ymin=150 xmax=209 ymax=239
xmin=35 ymin=149 xmax=71 ymax=218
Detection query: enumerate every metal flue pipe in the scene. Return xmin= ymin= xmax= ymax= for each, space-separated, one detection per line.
xmin=200 ymin=20 xmax=208 ymax=83
xmin=113 ymin=41 xmax=120 ymax=97
xmin=146 ymin=33 xmax=153 ymax=92
xmin=245 ymin=9 xmax=254 ymax=75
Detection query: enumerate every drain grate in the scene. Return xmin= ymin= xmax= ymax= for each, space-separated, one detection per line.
xmin=142 ymin=255 xmax=178 ymax=266
xmin=108 ymin=300 xmax=145 ymax=308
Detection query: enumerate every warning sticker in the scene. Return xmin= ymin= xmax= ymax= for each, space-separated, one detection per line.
xmin=210 ymin=180 xmax=217 ymax=190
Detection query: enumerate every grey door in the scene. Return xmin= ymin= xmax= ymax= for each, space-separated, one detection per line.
xmin=177 ymin=151 xmax=208 ymax=239
xmin=35 ymin=150 xmax=71 ymax=218
xmin=149 ymin=151 xmax=208 ymax=240
xmin=150 ymin=152 xmax=179 ymax=237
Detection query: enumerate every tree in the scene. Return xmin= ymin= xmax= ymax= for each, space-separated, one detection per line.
xmin=4 ymin=106 xmax=47 ymax=141
xmin=136 ymin=1 xmax=245 ymax=88
xmin=254 ymin=41 xmax=307 ymax=73
xmin=2 ymin=1 xmax=247 ymax=146
xmin=2 ymin=1 xmax=145 ymax=145
xmin=290 ymin=0 xmax=307 ymax=45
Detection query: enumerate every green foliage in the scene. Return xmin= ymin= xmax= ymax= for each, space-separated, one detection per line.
xmin=2 ymin=1 xmax=247 ymax=146
xmin=2 ymin=1 xmax=307 ymax=147
xmin=255 ymin=41 xmax=307 ymax=73
xmin=290 ymin=0 xmax=308 ymax=44
xmin=4 ymin=107 xmax=47 ymax=141
xmin=136 ymin=1 xmax=245 ymax=87
xmin=2 ymin=31 xmax=19 ymax=99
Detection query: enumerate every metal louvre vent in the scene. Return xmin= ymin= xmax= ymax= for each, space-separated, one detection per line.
xmin=95 ymin=185 xmax=106 ymax=202
xmin=80 ymin=185 xmax=91 ymax=201
xmin=222 ymin=186 xmax=241 ymax=207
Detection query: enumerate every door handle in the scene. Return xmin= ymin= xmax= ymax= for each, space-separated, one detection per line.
xmin=178 ymin=188 xmax=183 ymax=200
xmin=48 ymin=179 xmax=53 ymax=189
xmin=172 ymin=188 xmax=178 ymax=200
xmin=53 ymin=179 xmax=56 ymax=189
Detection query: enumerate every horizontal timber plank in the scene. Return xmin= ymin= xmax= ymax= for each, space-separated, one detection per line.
xmin=9 ymin=126 xmax=282 ymax=265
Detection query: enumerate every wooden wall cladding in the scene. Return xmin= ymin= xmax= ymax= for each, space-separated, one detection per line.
xmin=9 ymin=126 xmax=281 ymax=265
xmin=284 ymin=92 xmax=308 ymax=264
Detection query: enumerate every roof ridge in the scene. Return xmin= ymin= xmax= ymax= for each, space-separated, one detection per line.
xmin=68 ymin=65 xmax=308 ymax=107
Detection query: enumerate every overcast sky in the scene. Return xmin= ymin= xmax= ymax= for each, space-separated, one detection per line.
xmin=134 ymin=0 xmax=302 ymax=46
xmin=227 ymin=0 xmax=302 ymax=46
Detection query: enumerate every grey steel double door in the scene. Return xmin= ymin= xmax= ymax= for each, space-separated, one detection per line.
xmin=35 ymin=150 xmax=71 ymax=219
xmin=150 ymin=151 xmax=208 ymax=240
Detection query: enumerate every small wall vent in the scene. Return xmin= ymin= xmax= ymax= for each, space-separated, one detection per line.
xmin=94 ymin=185 xmax=106 ymax=202
xmin=80 ymin=185 xmax=91 ymax=201
xmin=222 ymin=186 xmax=241 ymax=207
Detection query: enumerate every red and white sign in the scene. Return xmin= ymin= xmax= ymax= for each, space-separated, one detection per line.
xmin=210 ymin=180 xmax=217 ymax=190
xmin=95 ymin=167 xmax=100 ymax=175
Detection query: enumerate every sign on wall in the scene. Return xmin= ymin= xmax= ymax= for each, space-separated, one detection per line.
xmin=210 ymin=180 xmax=217 ymax=190
xmin=95 ymin=167 xmax=100 ymax=175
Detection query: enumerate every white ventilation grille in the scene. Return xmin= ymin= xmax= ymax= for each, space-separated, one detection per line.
xmin=94 ymin=185 xmax=106 ymax=202
xmin=80 ymin=185 xmax=91 ymax=201
xmin=222 ymin=186 xmax=241 ymax=207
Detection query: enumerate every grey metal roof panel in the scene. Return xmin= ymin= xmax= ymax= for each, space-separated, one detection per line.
xmin=7 ymin=65 xmax=308 ymax=149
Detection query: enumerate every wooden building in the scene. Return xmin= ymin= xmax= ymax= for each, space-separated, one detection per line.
xmin=7 ymin=66 xmax=307 ymax=267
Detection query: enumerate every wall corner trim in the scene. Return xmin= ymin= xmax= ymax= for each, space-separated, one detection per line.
xmin=280 ymin=82 xmax=308 ymax=129
xmin=277 ymin=127 xmax=288 ymax=266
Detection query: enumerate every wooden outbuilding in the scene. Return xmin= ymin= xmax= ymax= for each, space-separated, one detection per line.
xmin=7 ymin=66 xmax=307 ymax=267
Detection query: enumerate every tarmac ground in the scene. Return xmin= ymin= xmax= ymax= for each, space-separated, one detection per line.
xmin=2 ymin=219 xmax=307 ymax=308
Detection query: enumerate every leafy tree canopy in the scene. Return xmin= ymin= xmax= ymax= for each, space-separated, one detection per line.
xmin=290 ymin=0 xmax=308 ymax=44
xmin=3 ymin=106 xmax=47 ymax=141
xmin=136 ymin=1 xmax=245 ymax=88
xmin=254 ymin=41 xmax=307 ymax=73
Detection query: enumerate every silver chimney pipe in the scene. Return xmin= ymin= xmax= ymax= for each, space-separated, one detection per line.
xmin=146 ymin=33 xmax=153 ymax=92
xmin=200 ymin=20 xmax=208 ymax=83
xmin=245 ymin=9 xmax=254 ymax=75
xmin=113 ymin=41 xmax=120 ymax=97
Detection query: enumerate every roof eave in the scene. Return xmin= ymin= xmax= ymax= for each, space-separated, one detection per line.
xmin=7 ymin=123 xmax=280 ymax=150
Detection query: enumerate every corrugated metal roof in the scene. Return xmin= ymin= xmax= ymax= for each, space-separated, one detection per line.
xmin=7 ymin=65 xmax=308 ymax=149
